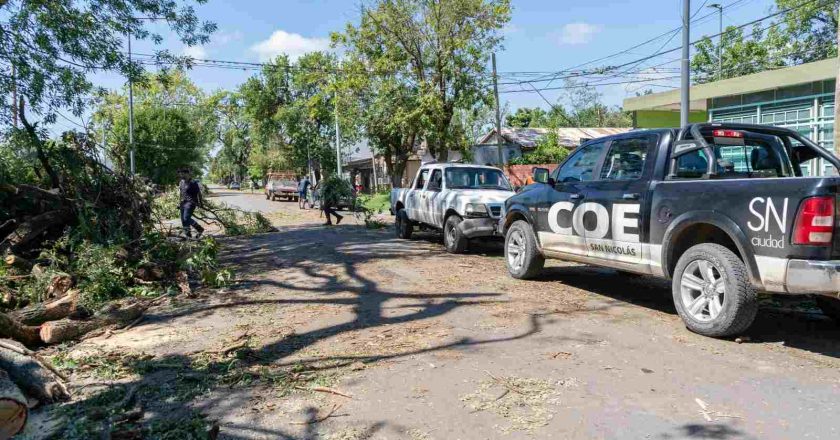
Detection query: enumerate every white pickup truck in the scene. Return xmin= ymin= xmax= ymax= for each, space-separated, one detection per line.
xmin=391 ymin=163 xmax=515 ymax=253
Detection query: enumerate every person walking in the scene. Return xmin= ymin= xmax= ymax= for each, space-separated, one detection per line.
xmin=297 ymin=175 xmax=311 ymax=209
xmin=320 ymin=177 xmax=344 ymax=226
xmin=178 ymin=168 xmax=205 ymax=239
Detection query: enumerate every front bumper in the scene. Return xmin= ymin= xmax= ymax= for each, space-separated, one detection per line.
xmin=785 ymin=259 xmax=840 ymax=296
xmin=458 ymin=217 xmax=500 ymax=239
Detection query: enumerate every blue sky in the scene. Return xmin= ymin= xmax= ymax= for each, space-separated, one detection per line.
xmin=72 ymin=0 xmax=776 ymax=133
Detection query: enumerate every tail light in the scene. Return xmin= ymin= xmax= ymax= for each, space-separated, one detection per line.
xmin=712 ymin=129 xmax=744 ymax=138
xmin=793 ymin=196 xmax=835 ymax=245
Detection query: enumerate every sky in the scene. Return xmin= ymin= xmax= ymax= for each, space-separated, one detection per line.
xmin=64 ymin=0 xmax=778 ymax=134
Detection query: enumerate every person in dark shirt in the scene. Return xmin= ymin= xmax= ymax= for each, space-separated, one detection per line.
xmin=178 ymin=168 xmax=204 ymax=239
xmin=297 ymin=175 xmax=311 ymax=209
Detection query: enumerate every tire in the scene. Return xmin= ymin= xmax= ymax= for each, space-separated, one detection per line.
xmin=672 ymin=243 xmax=758 ymax=338
xmin=443 ymin=215 xmax=468 ymax=254
xmin=395 ymin=209 xmax=413 ymax=239
xmin=504 ymin=220 xmax=545 ymax=280
xmin=816 ymin=296 xmax=840 ymax=323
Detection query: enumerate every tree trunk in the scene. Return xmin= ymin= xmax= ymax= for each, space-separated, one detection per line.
xmin=0 ymin=209 xmax=73 ymax=254
xmin=10 ymin=290 xmax=79 ymax=326
xmin=0 ymin=340 xmax=68 ymax=403
xmin=0 ymin=369 xmax=27 ymax=439
xmin=0 ymin=313 xmax=41 ymax=348
xmin=40 ymin=301 xmax=145 ymax=344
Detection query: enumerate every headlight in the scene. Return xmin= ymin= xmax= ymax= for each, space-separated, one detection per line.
xmin=465 ymin=203 xmax=489 ymax=217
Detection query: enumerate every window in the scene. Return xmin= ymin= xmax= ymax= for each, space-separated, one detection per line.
xmin=444 ymin=167 xmax=511 ymax=191
xmin=427 ymin=169 xmax=443 ymax=191
xmin=674 ymin=149 xmax=709 ymax=178
xmin=415 ymin=169 xmax=429 ymax=189
xmin=715 ymin=138 xmax=792 ymax=178
xmin=555 ymin=142 xmax=606 ymax=183
xmin=600 ymin=136 xmax=654 ymax=180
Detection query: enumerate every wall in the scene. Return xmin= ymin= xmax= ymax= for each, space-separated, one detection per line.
xmin=504 ymin=164 xmax=556 ymax=187
xmin=634 ymin=110 xmax=708 ymax=128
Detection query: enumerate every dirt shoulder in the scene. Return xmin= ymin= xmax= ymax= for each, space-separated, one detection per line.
xmin=43 ymin=190 xmax=840 ymax=440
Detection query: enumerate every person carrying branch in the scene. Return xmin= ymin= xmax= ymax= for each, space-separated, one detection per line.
xmin=320 ymin=176 xmax=348 ymax=226
xmin=178 ymin=168 xmax=205 ymax=239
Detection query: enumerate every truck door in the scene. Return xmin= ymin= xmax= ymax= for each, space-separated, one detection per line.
xmin=581 ymin=133 xmax=659 ymax=272
xmin=539 ymin=141 xmax=608 ymax=257
xmin=422 ymin=169 xmax=444 ymax=227
xmin=407 ymin=168 xmax=429 ymax=222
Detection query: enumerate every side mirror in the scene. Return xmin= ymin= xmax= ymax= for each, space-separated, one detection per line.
xmin=532 ymin=167 xmax=550 ymax=184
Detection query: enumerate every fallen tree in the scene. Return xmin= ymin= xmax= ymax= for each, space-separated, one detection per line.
xmin=0 ymin=369 xmax=27 ymax=439
xmin=40 ymin=301 xmax=146 ymax=344
xmin=0 ymin=340 xmax=68 ymax=403
xmin=10 ymin=290 xmax=80 ymax=326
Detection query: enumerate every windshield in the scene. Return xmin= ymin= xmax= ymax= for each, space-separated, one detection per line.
xmin=445 ymin=167 xmax=511 ymax=191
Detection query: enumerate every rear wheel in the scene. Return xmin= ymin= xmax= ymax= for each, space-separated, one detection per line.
xmin=395 ymin=209 xmax=413 ymax=239
xmin=504 ymin=220 xmax=544 ymax=279
xmin=444 ymin=215 xmax=468 ymax=254
xmin=672 ymin=243 xmax=757 ymax=337
xmin=816 ymin=296 xmax=840 ymax=323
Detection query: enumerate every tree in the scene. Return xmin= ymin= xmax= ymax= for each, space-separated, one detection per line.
xmin=0 ymin=0 xmax=214 ymax=124
xmin=691 ymin=1 xmax=838 ymax=84
xmin=506 ymin=107 xmax=548 ymax=128
xmin=109 ymin=106 xmax=202 ymax=185
xmin=337 ymin=0 xmax=511 ymax=161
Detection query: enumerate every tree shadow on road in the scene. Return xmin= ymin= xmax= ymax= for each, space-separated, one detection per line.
xmin=46 ymin=224 xmax=580 ymax=439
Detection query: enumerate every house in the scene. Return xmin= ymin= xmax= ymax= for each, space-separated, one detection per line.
xmin=623 ymin=58 xmax=838 ymax=177
xmin=343 ymin=140 xmax=464 ymax=190
xmin=472 ymin=127 xmax=632 ymax=164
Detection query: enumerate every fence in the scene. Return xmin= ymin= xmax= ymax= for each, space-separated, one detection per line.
xmin=504 ymin=164 xmax=556 ymax=187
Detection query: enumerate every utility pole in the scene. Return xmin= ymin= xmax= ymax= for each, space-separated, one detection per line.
xmin=680 ymin=0 xmax=691 ymax=128
xmin=708 ymin=3 xmax=723 ymax=81
xmin=834 ymin=8 xmax=840 ymax=158
xmin=492 ymin=53 xmax=505 ymax=167
xmin=334 ymin=90 xmax=342 ymax=177
xmin=128 ymin=31 xmax=136 ymax=175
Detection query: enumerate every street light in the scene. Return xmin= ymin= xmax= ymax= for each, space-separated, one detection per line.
xmin=708 ymin=3 xmax=723 ymax=81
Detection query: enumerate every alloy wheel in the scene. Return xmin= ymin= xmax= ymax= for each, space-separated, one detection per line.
xmin=680 ymin=259 xmax=726 ymax=322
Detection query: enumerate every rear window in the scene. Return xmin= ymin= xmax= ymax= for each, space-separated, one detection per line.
xmin=673 ymin=135 xmax=794 ymax=179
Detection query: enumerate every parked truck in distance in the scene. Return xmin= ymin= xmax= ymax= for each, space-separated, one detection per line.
xmin=501 ymin=123 xmax=840 ymax=337
xmin=391 ymin=163 xmax=515 ymax=253
xmin=265 ymin=173 xmax=299 ymax=202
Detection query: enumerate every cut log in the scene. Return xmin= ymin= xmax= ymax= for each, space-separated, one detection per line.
xmin=45 ymin=274 xmax=74 ymax=298
xmin=0 ymin=368 xmax=28 ymax=439
xmin=0 ymin=313 xmax=41 ymax=348
xmin=39 ymin=301 xmax=145 ymax=344
xmin=10 ymin=290 xmax=79 ymax=326
xmin=0 ymin=340 xmax=68 ymax=403
xmin=3 ymin=255 xmax=31 ymax=273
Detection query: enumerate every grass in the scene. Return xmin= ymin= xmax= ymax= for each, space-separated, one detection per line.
xmin=359 ymin=191 xmax=390 ymax=214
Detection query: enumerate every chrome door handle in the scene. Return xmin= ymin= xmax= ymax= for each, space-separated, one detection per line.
xmin=569 ymin=194 xmax=583 ymax=200
xmin=622 ymin=193 xmax=640 ymax=200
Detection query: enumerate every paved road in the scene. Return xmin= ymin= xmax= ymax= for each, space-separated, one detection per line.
xmin=163 ymin=189 xmax=840 ymax=439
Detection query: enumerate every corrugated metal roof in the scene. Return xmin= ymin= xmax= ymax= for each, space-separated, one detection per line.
xmin=477 ymin=127 xmax=632 ymax=148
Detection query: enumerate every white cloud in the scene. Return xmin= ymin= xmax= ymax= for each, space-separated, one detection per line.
xmin=557 ymin=23 xmax=602 ymax=46
xmin=251 ymin=30 xmax=331 ymax=62
xmin=215 ymin=30 xmax=243 ymax=45
xmin=183 ymin=45 xmax=207 ymax=59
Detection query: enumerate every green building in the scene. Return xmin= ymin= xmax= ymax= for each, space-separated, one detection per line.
xmin=623 ymin=58 xmax=838 ymax=177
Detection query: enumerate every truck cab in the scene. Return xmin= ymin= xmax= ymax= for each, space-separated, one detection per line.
xmin=391 ymin=164 xmax=514 ymax=253
xmin=502 ymin=123 xmax=840 ymax=337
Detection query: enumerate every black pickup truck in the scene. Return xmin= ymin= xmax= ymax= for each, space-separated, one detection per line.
xmin=501 ymin=123 xmax=840 ymax=337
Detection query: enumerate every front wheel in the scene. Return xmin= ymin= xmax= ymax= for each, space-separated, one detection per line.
xmin=444 ymin=215 xmax=468 ymax=254
xmin=672 ymin=243 xmax=758 ymax=338
xmin=504 ymin=220 xmax=544 ymax=279
xmin=395 ymin=209 xmax=413 ymax=239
